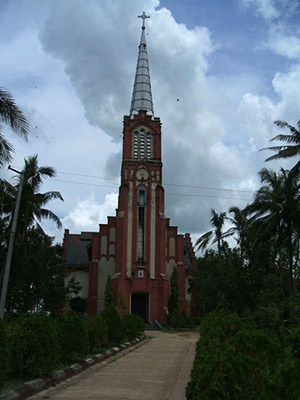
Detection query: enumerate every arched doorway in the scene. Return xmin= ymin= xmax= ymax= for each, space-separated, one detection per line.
xmin=131 ymin=292 xmax=149 ymax=322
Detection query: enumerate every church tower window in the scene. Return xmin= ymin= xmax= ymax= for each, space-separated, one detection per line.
xmin=133 ymin=128 xmax=152 ymax=159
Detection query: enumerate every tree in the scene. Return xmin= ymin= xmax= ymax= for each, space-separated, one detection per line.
xmin=261 ymin=119 xmax=300 ymax=174
xmin=4 ymin=227 xmax=65 ymax=316
xmin=246 ymin=167 xmax=300 ymax=296
xmin=1 ymin=154 xmax=63 ymax=241
xmin=227 ymin=206 xmax=250 ymax=257
xmin=196 ymin=209 xmax=230 ymax=255
xmin=168 ymin=267 xmax=179 ymax=319
xmin=0 ymin=88 xmax=29 ymax=167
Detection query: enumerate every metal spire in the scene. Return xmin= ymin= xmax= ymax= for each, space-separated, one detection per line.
xmin=130 ymin=12 xmax=154 ymax=117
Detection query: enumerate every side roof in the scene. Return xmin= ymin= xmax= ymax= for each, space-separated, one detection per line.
xmin=64 ymin=232 xmax=93 ymax=268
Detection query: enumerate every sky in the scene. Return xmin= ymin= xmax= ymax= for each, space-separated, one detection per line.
xmin=1 ymin=0 xmax=300 ymax=250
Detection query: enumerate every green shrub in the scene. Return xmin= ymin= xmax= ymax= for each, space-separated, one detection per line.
xmin=56 ymin=310 xmax=89 ymax=363
xmin=102 ymin=304 xmax=126 ymax=345
xmin=83 ymin=314 xmax=108 ymax=353
xmin=122 ymin=314 xmax=145 ymax=340
xmin=169 ymin=311 xmax=195 ymax=329
xmin=7 ymin=312 xmax=59 ymax=378
xmin=0 ymin=319 xmax=8 ymax=389
xmin=134 ymin=314 xmax=145 ymax=334
xmin=186 ymin=309 xmax=300 ymax=400
xmin=123 ymin=314 xmax=138 ymax=340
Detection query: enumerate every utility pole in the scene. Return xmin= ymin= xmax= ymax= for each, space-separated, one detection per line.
xmin=0 ymin=166 xmax=25 ymax=319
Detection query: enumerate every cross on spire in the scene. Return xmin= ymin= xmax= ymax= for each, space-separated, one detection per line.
xmin=138 ymin=11 xmax=150 ymax=29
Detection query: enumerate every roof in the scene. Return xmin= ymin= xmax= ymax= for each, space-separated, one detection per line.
xmin=64 ymin=233 xmax=92 ymax=268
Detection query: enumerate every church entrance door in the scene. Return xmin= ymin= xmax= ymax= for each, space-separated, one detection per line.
xmin=131 ymin=292 xmax=149 ymax=322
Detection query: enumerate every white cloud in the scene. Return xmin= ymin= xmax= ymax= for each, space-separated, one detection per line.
xmin=239 ymin=0 xmax=280 ymax=20
xmin=267 ymin=26 xmax=300 ymax=60
xmin=62 ymin=193 xmax=118 ymax=233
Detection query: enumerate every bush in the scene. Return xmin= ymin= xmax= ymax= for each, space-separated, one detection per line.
xmin=83 ymin=314 xmax=109 ymax=352
xmin=122 ymin=314 xmax=145 ymax=340
xmin=0 ymin=319 xmax=8 ymax=389
xmin=7 ymin=312 xmax=59 ymax=378
xmin=134 ymin=314 xmax=145 ymax=335
xmin=56 ymin=310 xmax=89 ymax=364
xmin=186 ymin=309 xmax=300 ymax=400
xmin=102 ymin=304 xmax=126 ymax=345
xmin=169 ymin=311 xmax=195 ymax=329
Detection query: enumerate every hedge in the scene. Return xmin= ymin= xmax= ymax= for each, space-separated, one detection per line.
xmin=7 ymin=312 xmax=59 ymax=378
xmin=56 ymin=310 xmax=89 ymax=363
xmin=0 ymin=318 xmax=8 ymax=389
xmin=186 ymin=309 xmax=300 ymax=400
xmin=122 ymin=314 xmax=145 ymax=340
xmin=102 ymin=304 xmax=126 ymax=345
xmin=83 ymin=314 xmax=109 ymax=352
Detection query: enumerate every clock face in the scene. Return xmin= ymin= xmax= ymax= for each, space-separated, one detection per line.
xmin=136 ymin=168 xmax=149 ymax=182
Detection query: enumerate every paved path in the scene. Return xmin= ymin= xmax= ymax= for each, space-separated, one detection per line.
xmin=31 ymin=330 xmax=198 ymax=400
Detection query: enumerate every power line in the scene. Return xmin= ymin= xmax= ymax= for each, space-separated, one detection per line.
xmin=56 ymin=170 xmax=255 ymax=194
xmin=53 ymin=179 xmax=252 ymax=201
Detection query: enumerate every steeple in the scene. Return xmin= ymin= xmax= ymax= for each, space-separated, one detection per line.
xmin=130 ymin=12 xmax=154 ymax=117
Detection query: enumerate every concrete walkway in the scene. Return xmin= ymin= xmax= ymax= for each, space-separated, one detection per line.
xmin=31 ymin=330 xmax=198 ymax=400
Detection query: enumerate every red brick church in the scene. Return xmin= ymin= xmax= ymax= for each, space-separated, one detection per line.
xmin=62 ymin=13 xmax=197 ymax=323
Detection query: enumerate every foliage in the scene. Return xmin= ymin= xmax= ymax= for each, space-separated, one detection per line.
xmin=3 ymin=227 xmax=65 ymax=316
xmin=102 ymin=304 xmax=126 ymax=345
xmin=246 ymin=167 xmax=300 ymax=296
xmin=186 ymin=309 xmax=300 ymax=399
xmin=0 ymin=87 xmax=29 ymax=167
xmin=196 ymin=209 xmax=231 ymax=255
xmin=104 ymin=275 xmax=113 ymax=309
xmin=122 ymin=313 xmax=145 ymax=340
xmin=169 ymin=310 xmax=195 ymax=329
xmin=7 ymin=312 xmax=59 ymax=378
xmin=261 ymin=119 xmax=300 ymax=173
xmin=195 ymin=246 xmax=255 ymax=317
xmin=118 ymin=292 xmax=128 ymax=316
xmin=1 ymin=155 xmax=63 ymax=241
xmin=83 ymin=314 xmax=108 ymax=352
xmin=0 ymin=318 xmax=8 ymax=389
xmin=168 ymin=267 xmax=179 ymax=320
xmin=55 ymin=310 xmax=89 ymax=364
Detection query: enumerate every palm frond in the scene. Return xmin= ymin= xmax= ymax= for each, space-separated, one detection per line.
xmin=0 ymin=131 xmax=14 ymax=166
xmin=0 ymin=88 xmax=29 ymax=137
xmin=274 ymin=120 xmax=300 ymax=135
xmin=270 ymin=134 xmax=300 ymax=144
xmin=38 ymin=208 xmax=62 ymax=229
xmin=196 ymin=231 xmax=213 ymax=252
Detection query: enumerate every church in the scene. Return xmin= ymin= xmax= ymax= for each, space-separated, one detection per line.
xmin=62 ymin=13 xmax=197 ymax=323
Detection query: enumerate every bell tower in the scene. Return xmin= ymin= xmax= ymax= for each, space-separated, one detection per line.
xmin=119 ymin=12 xmax=164 ymax=280
xmin=80 ymin=12 xmax=197 ymax=322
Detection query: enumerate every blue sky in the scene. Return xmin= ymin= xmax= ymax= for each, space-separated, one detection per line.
xmin=1 ymin=0 xmax=300 ymax=248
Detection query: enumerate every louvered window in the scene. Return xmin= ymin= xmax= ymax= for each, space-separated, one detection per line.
xmin=133 ymin=128 xmax=152 ymax=159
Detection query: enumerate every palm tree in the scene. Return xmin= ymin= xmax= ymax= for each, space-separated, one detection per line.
xmin=261 ymin=119 xmax=300 ymax=173
xmin=246 ymin=167 xmax=300 ymax=296
xmin=227 ymin=206 xmax=249 ymax=257
xmin=196 ymin=209 xmax=230 ymax=255
xmin=1 ymin=155 xmax=63 ymax=241
xmin=0 ymin=88 xmax=29 ymax=167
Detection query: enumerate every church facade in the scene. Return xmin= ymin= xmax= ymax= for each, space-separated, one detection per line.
xmin=62 ymin=13 xmax=197 ymax=323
